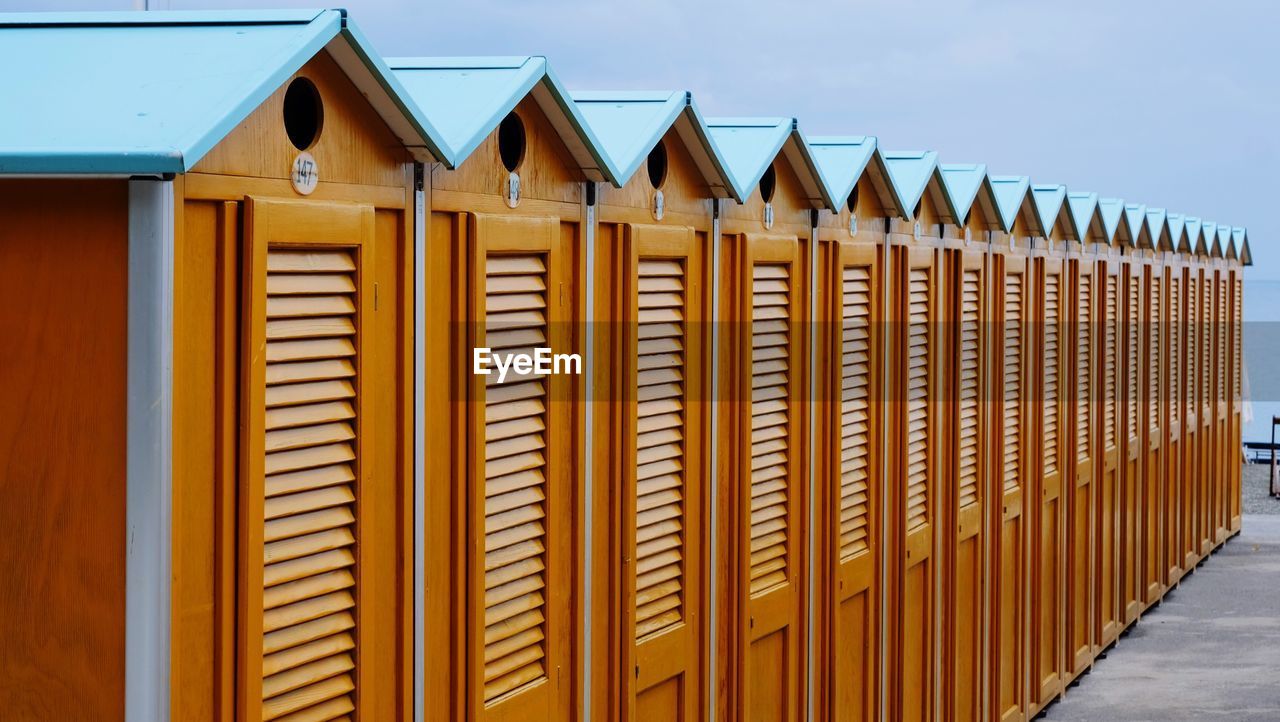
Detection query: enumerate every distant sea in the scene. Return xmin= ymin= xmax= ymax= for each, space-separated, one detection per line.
xmin=1244 ymin=280 xmax=1280 ymax=445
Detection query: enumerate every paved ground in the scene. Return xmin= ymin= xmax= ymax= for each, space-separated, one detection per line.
xmin=1040 ymin=514 xmax=1280 ymax=721
xmin=1243 ymin=463 xmax=1280 ymax=514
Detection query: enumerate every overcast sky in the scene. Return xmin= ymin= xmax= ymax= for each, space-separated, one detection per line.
xmin=6 ymin=0 xmax=1273 ymax=278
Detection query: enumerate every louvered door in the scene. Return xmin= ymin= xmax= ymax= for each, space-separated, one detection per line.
xmin=1197 ymin=266 xmax=1212 ymax=555
xmin=1165 ymin=268 xmax=1183 ymax=584
xmin=741 ymin=234 xmax=806 ymax=722
xmin=1183 ymin=268 xmax=1200 ymax=569
xmin=1066 ymin=259 xmax=1095 ymax=676
xmin=1121 ymin=266 xmax=1141 ymax=625
xmin=945 ymin=250 xmax=984 ymax=722
xmin=830 ymin=243 xmax=880 ymax=722
xmin=622 ymin=224 xmax=705 ymax=722
xmin=894 ymin=246 xmax=936 ymax=722
xmin=1033 ymin=259 xmax=1064 ymax=707
xmin=1143 ymin=266 xmax=1164 ymax=604
xmin=1229 ymin=274 xmax=1243 ymax=531
xmin=468 ymin=214 xmax=571 ymax=722
xmin=1213 ymin=272 xmax=1228 ymax=543
xmin=1095 ymin=262 xmax=1121 ymax=647
xmin=995 ymin=255 xmax=1027 ymax=722
xmin=239 ymin=198 xmax=379 ymax=722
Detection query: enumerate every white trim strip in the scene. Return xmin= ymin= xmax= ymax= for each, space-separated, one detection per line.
xmin=126 ymin=178 xmax=174 ymax=722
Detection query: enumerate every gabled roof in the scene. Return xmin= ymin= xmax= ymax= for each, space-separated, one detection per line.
xmin=1097 ymin=198 xmax=1132 ymax=246
xmin=1124 ymin=203 xmax=1151 ymax=249
xmin=706 ymin=117 xmax=833 ymax=208
xmin=388 ymin=56 xmax=618 ymax=181
xmin=1186 ymin=217 xmax=1209 ymax=255
xmin=570 ymin=90 xmax=733 ymax=197
xmin=1167 ymin=213 xmax=1191 ymax=253
xmin=807 ymin=136 xmax=906 ymax=219
xmin=882 ymin=151 xmax=957 ymax=222
xmin=0 ymin=10 xmax=447 ymax=174
xmin=1144 ymin=208 xmax=1171 ymax=251
xmin=1202 ymin=220 xmax=1219 ymax=256
xmin=940 ymin=164 xmax=1002 ymax=230
xmin=1234 ymin=228 xmax=1252 ymax=266
xmin=990 ymin=176 xmax=1039 ymax=235
xmin=1032 ymin=184 xmax=1071 ymax=238
xmin=1213 ymin=224 xmax=1230 ymax=258
xmin=1066 ymin=191 xmax=1106 ymax=243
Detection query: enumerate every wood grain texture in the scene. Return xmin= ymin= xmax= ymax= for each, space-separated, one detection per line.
xmin=0 ymin=179 xmax=128 ymax=719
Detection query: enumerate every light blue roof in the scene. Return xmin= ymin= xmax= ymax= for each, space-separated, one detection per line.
xmin=1066 ymin=191 xmax=1103 ymax=242
xmin=1097 ymin=198 xmax=1131 ymax=245
xmin=569 ymin=90 xmax=732 ymax=197
xmin=1166 ymin=213 xmax=1190 ymax=253
xmin=1233 ymin=227 xmax=1252 ymax=266
xmin=1032 ymin=184 xmax=1069 ymax=238
xmin=1201 ymin=220 xmax=1218 ymax=255
xmin=1124 ymin=203 xmax=1149 ymax=248
xmin=807 ymin=136 xmax=906 ymax=218
xmin=1185 ymin=217 xmax=1208 ymax=254
xmin=1144 ymin=207 xmax=1168 ymax=250
xmin=0 ymin=10 xmax=447 ymax=174
xmin=1214 ymin=224 xmax=1231 ymax=257
xmin=990 ymin=176 xmax=1033 ymax=234
xmin=940 ymin=164 xmax=1000 ymax=229
xmin=705 ymin=117 xmax=832 ymax=207
xmin=388 ymin=56 xmax=618 ymax=182
xmin=882 ymin=151 xmax=955 ymax=221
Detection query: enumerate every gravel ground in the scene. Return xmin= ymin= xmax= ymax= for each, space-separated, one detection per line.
xmin=1243 ymin=463 xmax=1280 ymax=514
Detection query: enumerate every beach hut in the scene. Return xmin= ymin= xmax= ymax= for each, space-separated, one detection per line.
xmin=1228 ymin=227 xmax=1249 ymax=534
xmin=1212 ymin=224 xmax=1232 ymax=547
xmin=388 ymin=55 xmax=620 ymax=721
xmin=807 ymin=135 xmax=905 ymax=722
xmin=0 ymin=10 xmax=449 ymax=721
xmin=1098 ymin=197 xmax=1141 ymax=631
xmin=881 ymin=149 xmax=958 ymax=722
xmin=1137 ymin=206 xmax=1171 ymax=608
xmin=938 ymin=164 xmax=1005 ymax=722
xmin=1000 ymin=176 xmax=1067 ymax=718
xmin=1033 ymin=185 xmax=1095 ymax=688
xmin=705 ymin=117 xmax=832 ymax=721
xmin=569 ymin=89 xmax=734 ymax=722
xmin=1065 ymin=191 xmax=1122 ymax=652
xmin=1161 ymin=213 xmax=1189 ymax=587
xmin=1183 ymin=217 xmax=1211 ymax=565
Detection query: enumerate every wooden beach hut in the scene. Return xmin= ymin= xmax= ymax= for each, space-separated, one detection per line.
xmin=1132 ymin=204 xmax=1166 ymax=612
xmin=388 ymin=55 xmax=621 ymax=722
xmin=1228 ymin=227 xmax=1249 ymax=535
xmin=1160 ymin=212 xmax=1189 ymax=588
xmin=570 ymin=89 xmax=735 ymax=722
xmin=1212 ymin=224 xmax=1232 ymax=547
xmin=0 ymin=10 xmax=449 ymax=721
xmin=937 ymin=164 xmax=1004 ymax=722
xmin=807 ymin=135 xmax=905 ymax=722
xmin=1185 ymin=217 xmax=1213 ymax=563
xmin=705 ymin=116 xmax=833 ymax=722
xmin=880 ymin=150 xmax=960 ymax=722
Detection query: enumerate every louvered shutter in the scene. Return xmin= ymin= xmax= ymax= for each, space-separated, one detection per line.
xmin=957 ymin=268 xmax=981 ymax=508
xmin=841 ymin=265 xmax=873 ymax=557
xmin=906 ymin=267 xmax=931 ymax=530
xmin=1104 ymin=273 xmax=1119 ymax=451
xmin=1150 ymin=275 xmax=1161 ymax=426
xmin=1218 ymin=276 xmax=1227 ymax=411
xmin=750 ymin=262 xmax=793 ymax=593
xmin=1002 ymin=271 xmax=1023 ymax=493
xmin=240 ymin=199 xmax=375 ymax=722
xmin=1170 ymin=276 xmax=1180 ymax=430
xmin=1201 ymin=273 xmax=1211 ymax=421
xmin=1076 ymin=273 xmax=1092 ymax=463
xmin=1044 ymin=272 xmax=1060 ymax=476
xmin=1234 ymin=278 xmax=1242 ymax=403
xmin=1187 ymin=275 xmax=1197 ymax=426
xmin=1127 ymin=275 xmax=1139 ymax=441
xmin=469 ymin=214 xmax=568 ymax=719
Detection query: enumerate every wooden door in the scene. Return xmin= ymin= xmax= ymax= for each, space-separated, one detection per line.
xmin=740 ymin=233 xmax=807 ymax=722
xmin=1065 ymin=258 xmax=1095 ymax=678
xmin=1214 ymin=271 xmax=1228 ymax=544
xmin=1143 ymin=264 xmax=1164 ymax=605
xmin=239 ymin=197 xmax=392 ymax=721
xmin=1094 ymin=260 xmax=1120 ymax=648
xmin=1229 ymin=274 xmax=1243 ymax=532
xmin=1120 ymin=263 xmax=1141 ymax=626
xmin=1165 ymin=266 xmax=1184 ymax=585
xmin=468 ymin=213 xmax=573 ymax=722
xmin=892 ymin=245 xmax=937 ymax=722
xmin=620 ymin=223 xmax=707 ymax=721
xmin=1197 ymin=265 xmax=1213 ymax=556
xmin=993 ymin=253 xmax=1027 ymax=722
xmin=826 ymin=241 xmax=881 ymax=722
xmin=1182 ymin=265 xmax=1200 ymax=569
xmin=943 ymin=248 xmax=985 ymax=722
xmin=1031 ymin=257 xmax=1064 ymax=709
